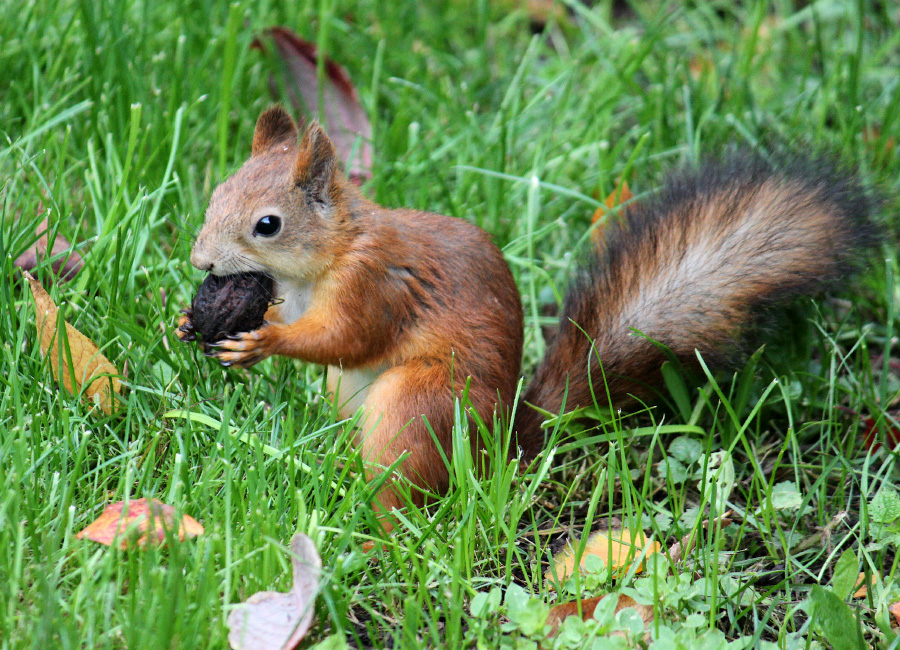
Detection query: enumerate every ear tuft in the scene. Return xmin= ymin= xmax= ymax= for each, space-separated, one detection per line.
xmin=252 ymin=105 xmax=298 ymax=156
xmin=294 ymin=122 xmax=338 ymax=201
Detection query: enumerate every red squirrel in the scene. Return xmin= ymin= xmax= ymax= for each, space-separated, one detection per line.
xmin=178 ymin=105 xmax=874 ymax=517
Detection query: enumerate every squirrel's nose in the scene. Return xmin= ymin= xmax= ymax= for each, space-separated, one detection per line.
xmin=190 ymin=244 xmax=215 ymax=272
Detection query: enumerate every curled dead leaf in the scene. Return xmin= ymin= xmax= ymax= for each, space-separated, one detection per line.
xmin=25 ymin=272 xmax=121 ymax=414
xmin=546 ymin=527 xmax=661 ymax=586
xmin=75 ymin=498 xmax=204 ymax=548
xmin=227 ymin=534 xmax=322 ymax=650
xmin=253 ymin=26 xmax=372 ymax=185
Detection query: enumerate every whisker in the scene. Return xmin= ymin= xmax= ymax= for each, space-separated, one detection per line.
xmin=167 ymin=212 xmax=201 ymax=238
xmin=233 ymin=252 xmax=268 ymax=275
xmin=172 ymin=233 xmax=199 ymax=247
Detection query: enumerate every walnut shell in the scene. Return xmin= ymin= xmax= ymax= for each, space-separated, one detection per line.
xmin=191 ymin=272 xmax=274 ymax=346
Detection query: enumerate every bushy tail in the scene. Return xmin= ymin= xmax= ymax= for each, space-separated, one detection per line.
xmin=514 ymin=152 xmax=876 ymax=459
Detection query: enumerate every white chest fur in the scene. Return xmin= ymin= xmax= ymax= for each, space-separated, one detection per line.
xmin=274 ymin=278 xmax=385 ymax=419
xmin=326 ymin=365 xmax=386 ymax=419
xmin=274 ymin=278 xmax=313 ymax=324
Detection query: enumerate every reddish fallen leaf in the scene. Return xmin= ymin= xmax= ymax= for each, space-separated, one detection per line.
xmin=26 ymin=272 xmax=121 ymax=414
xmin=547 ymin=594 xmax=653 ymax=634
xmin=15 ymin=210 xmax=84 ymax=282
xmin=889 ymin=601 xmax=900 ymax=627
xmin=591 ymin=179 xmax=632 ymax=247
xmin=227 ymin=534 xmax=322 ymax=650
xmin=861 ymin=412 xmax=900 ymax=453
xmin=253 ymin=27 xmax=372 ymax=185
xmin=76 ymin=498 xmax=204 ymax=548
xmin=546 ymin=527 xmax=661 ymax=585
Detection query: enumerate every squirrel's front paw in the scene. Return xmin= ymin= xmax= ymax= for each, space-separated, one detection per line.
xmin=176 ymin=309 xmax=197 ymax=342
xmin=209 ymin=325 xmax=274 ymax=368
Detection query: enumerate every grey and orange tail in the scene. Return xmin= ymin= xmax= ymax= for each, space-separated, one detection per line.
xmin=515 ymin=151 xmax=877 ymax=460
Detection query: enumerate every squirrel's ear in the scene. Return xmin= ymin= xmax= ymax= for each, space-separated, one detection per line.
xmin=294 ymin=122 xmax=338 ymax=201
xmin=252 ymin=105 xmax=298 ymax=156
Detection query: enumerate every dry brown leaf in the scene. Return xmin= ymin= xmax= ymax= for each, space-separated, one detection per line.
xmin=14 ymin=208 xmax=84 ymax=283
xmin=75 ymin=498 xmax=204 ymax=548
xmin=25 ymin=272 xmax=121 ymax=414
xmin=227 ymin=534 xmax=322 ymax=650
xmin=547 ymin=594 xmax=654 ymax=635
xmin=591 ymin=180 xmax=632 ymax=247
xmin=546 ymin=527 xmax=661 ymax=586
xmin=253 ymin=27 xmax=372 ymax=185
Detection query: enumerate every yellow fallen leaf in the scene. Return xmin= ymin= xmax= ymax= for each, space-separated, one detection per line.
xmin=76 ymin=498 xmax=204 ymax=548
xmin=26 ymin=272 xmax=121 ymax=414
xmin=546 ymin=527 xmax=661 ymax=585
xmin=591 ymin=179 xmax=632 ymax=247
xmin=852 ymin=571 xmax=880 ymax=599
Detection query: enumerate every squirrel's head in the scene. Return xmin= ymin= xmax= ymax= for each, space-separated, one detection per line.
xmin=191 ymin=105 xmax=347 ymax=280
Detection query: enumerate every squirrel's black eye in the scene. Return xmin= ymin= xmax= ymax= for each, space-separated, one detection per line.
xmin=253 ymin=215 xmax=281 ymax=237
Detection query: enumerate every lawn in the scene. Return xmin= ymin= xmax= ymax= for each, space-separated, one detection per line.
xmin=2 ymin=1 xmax=900 ymax=648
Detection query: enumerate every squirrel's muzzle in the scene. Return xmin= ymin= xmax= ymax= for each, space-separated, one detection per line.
xmin=190 ymin=238 xmax=216 ymax=272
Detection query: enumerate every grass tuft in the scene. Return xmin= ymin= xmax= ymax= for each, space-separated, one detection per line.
xmin=2 ymin=1 xmax=899 ymax=648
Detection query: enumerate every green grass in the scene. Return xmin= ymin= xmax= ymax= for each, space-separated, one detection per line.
xmin=2 ymin=0 xmax=900 ymax=648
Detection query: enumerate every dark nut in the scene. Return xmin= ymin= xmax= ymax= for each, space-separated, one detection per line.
xmin=190 ymin=272 xmax=274 ymax=347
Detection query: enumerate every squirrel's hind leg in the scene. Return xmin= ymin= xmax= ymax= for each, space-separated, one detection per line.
xmin=356 ymin=360 xmax=457 ymax=524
